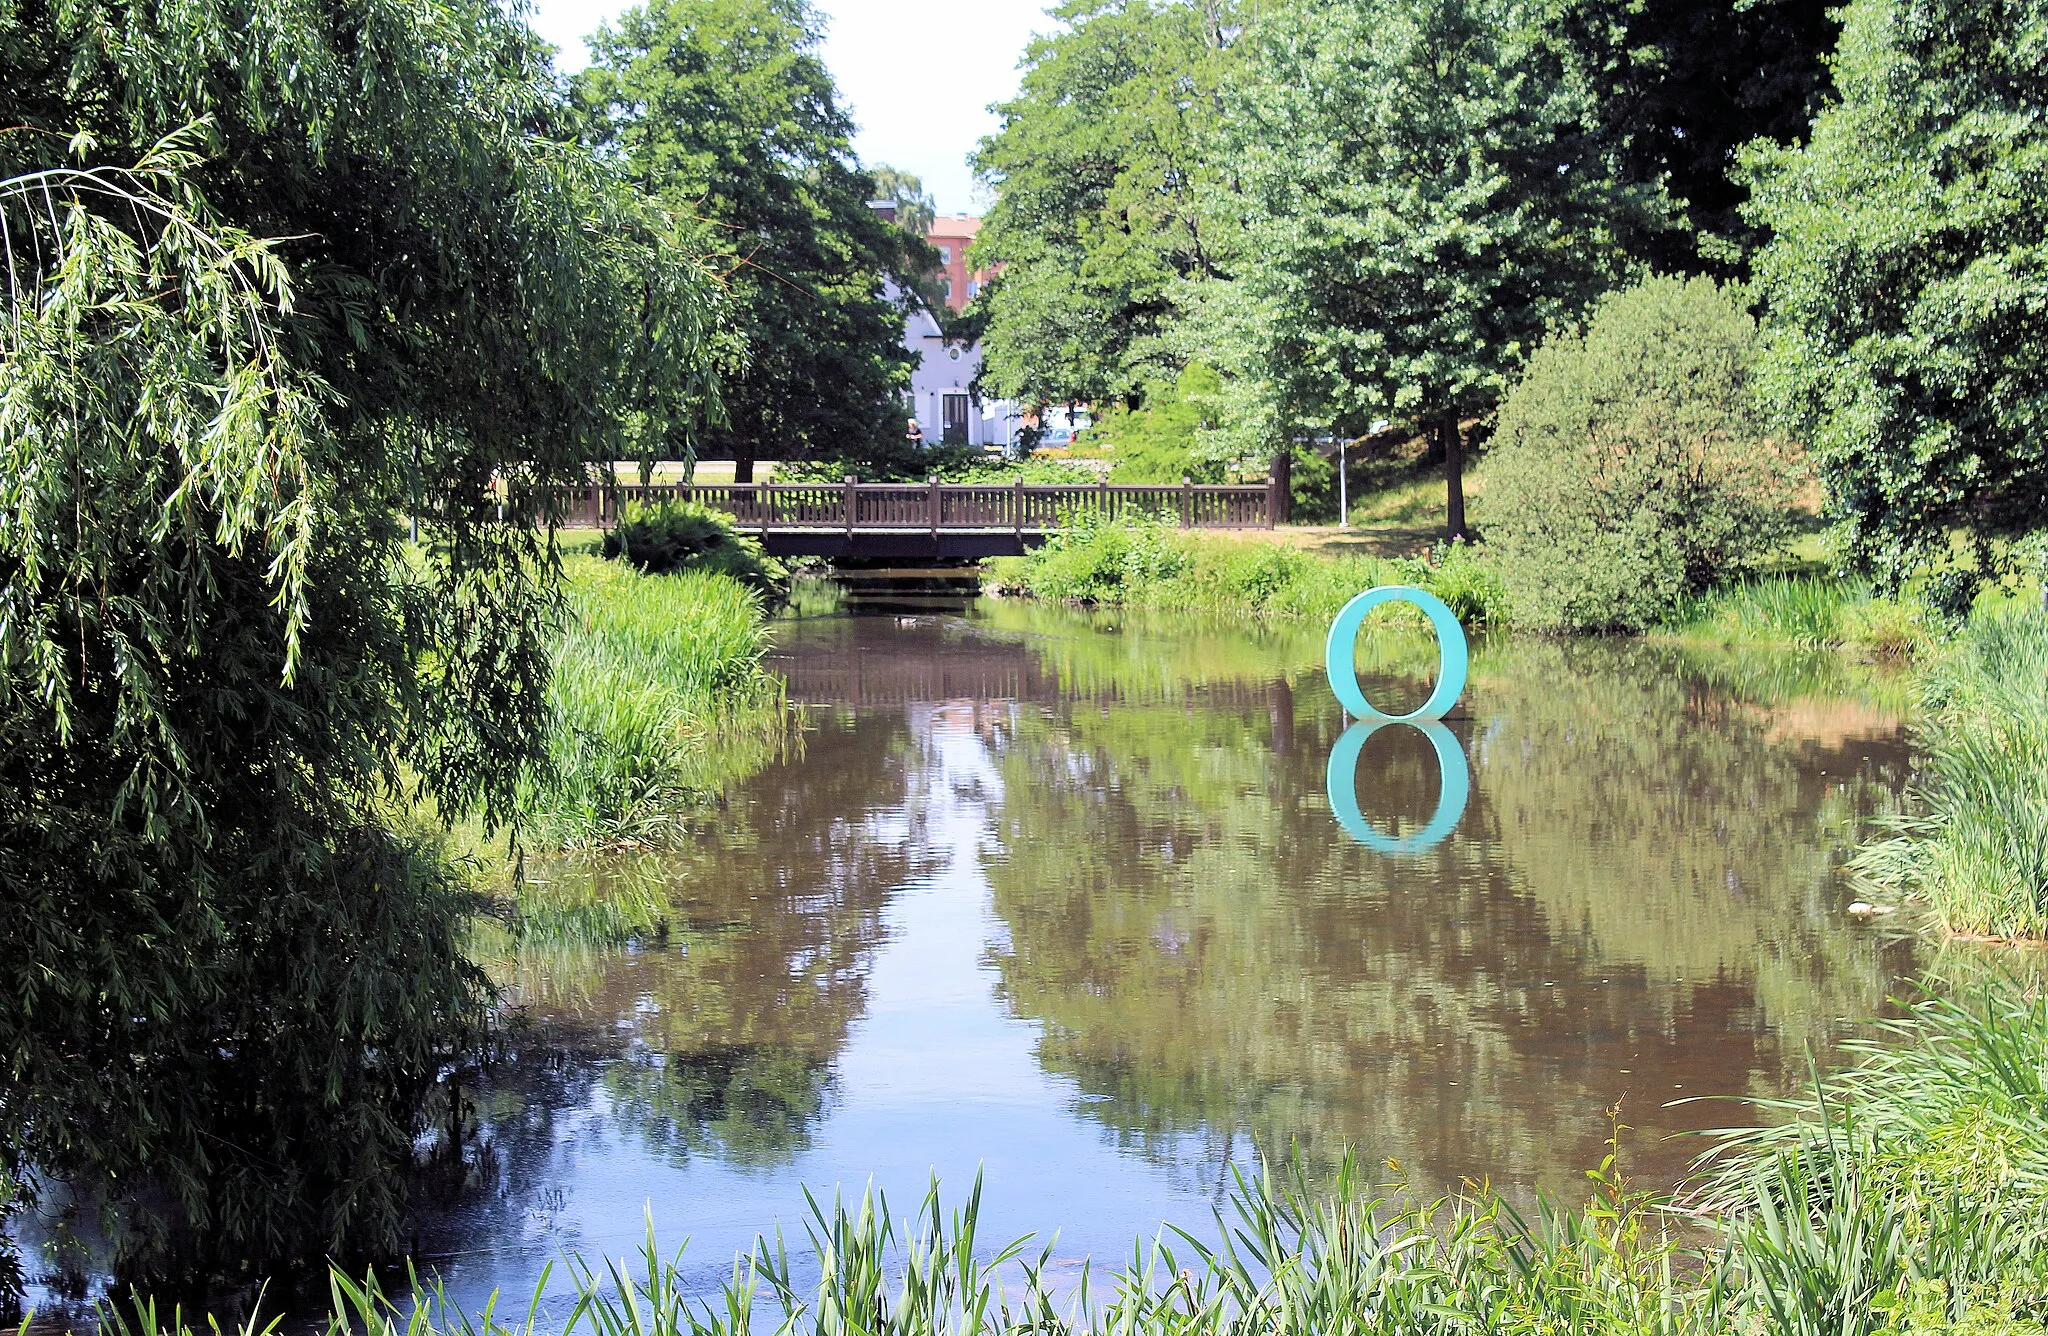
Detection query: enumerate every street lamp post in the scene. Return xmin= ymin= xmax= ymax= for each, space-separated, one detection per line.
xmin=1338 ymin=436 xmax=1349 ymax=530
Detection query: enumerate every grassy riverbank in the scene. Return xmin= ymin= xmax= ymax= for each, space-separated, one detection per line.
xmin=101 ymin=975 xmax=2048 ymax=1336
xmin=520 ymin=553 xmax=787 ymax=850
xmin=984 ymin=512 xmax=1508 ymax=627
xmin=1856 ymin=609 xmax=2048 ymax=942
xmin=985 ymin=511 xmax=1937 ymax=660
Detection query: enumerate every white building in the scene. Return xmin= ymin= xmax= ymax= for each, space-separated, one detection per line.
xmin=900 ymin=301 xmax=1023 ymax=451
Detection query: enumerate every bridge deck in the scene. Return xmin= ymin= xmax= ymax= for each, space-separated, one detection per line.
xmin=561 ymin=478 xmax=1276 ymax=558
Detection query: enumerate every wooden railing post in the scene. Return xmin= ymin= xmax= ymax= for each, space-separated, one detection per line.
xmin=1098 ymin=477 xmax=1109 ymax=522
xmin=844 ymin=474 xmax=857 ymax=537
xmin=1265 ymin=470 xmax=1278 ymax=529
xmin=929 ymin=474 xmax=940 ymax=540
xmin=1182 ymin=475 xmax=1193 ymax=529
xmin=1014 ymin=476 xmax=1024 ymax=540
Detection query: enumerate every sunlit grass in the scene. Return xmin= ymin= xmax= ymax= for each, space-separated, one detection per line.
xmin=522 ymin=556 xmax=789 ymax=851
xmin=1856 ymin=610 xmax=2048 ymax=941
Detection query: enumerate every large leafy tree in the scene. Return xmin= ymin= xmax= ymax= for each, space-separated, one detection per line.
xmin=971 ymin=0 xmax=1251 ymax=410
xmin=575 ymin=0 xmax=921 ymax=481
xmin=1744 ymin=0 xmax=2048 ymax=593
xmin=1214 ymin=0 xmax=1666 ymax=536
xmin=1541 ymin=0 xmax=1840 ymax=272
xmin=0 ymin=0 xmax=713 ymax=1290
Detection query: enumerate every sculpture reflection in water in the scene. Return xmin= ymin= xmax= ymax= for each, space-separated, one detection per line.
xmin=1324 ymin=586 xmax=1472 ymax=854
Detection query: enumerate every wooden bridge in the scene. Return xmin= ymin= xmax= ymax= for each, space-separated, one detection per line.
xmin=562 ymin=477 xmax=1278 ymax=559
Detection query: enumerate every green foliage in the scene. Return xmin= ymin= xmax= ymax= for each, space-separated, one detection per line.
xmin=1486 ymin=276 xmax=1803 ymax=631
xmin=602 ymin=501 xmax=788 ymax=595
xmin=1541 ymin=0 xmax=1841 ymax=272
xmin=1742 ymin=0 xmax=2048 ymax=591
xmin=0 ymin=0 xmax=717 ymax=1282
xmin=1206 ymin=0 xmax=1669 ymax=515
xmin=524 ymin=557 xmax=786 ymax=850
xmin=574 ymin=0 xmax=922 ymax=478
xmin=988 ymin=512 xmax=1510 ymax=627
xmin=971 ymin=1 xmax=1245 ymax=407
xmin=1854 ymin=610 xmax=2048 ymax=941
xmin=1100 ymin=364 xmax=1226 ymax=483
xmin=1708 ymin=977 xmax=2048 ymax=1335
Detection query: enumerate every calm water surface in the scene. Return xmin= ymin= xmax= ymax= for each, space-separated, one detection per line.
xmin=15 ymin=583 xmax=1925 ymax=1318
xmin=407 ymin=585 xmax=1923 ymax=1309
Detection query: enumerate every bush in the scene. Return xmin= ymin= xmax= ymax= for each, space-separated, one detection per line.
xmin=1099 ymin=364 xmax=1227 ymax=484
xmin=602 ymin=501 xmax=788 ymax=596
xmin=1486 ymin=276 xmax=1803 ymax=631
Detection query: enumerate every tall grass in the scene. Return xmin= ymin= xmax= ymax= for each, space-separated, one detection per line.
xmin=1855 ymin=610 xmax=2048 ymax=940
xmin=985 ymin=512 xmax=1508 ymax=628
xmin=523 ymin=556 xmax=787 ymax=850
xmin=73 ymin=975 xmax=2048 ymax=1336
xmin=1667 ymin=575 xmax=1933 ymax=659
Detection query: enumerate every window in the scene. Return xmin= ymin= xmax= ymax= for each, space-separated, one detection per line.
xmin=943 ymin=280 xmax=953 ymax=301
xmin=939 ymin=246 xmax=952 ymax=264
xmin=967 ymin=279 xmax=980 ymax=298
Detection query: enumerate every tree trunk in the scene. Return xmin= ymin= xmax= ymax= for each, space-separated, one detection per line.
xmin=1442 ymin=415 xmax=1468 ymax=541
xmin=1271 ymin=446 xmax=1293 ymax=525
xmin=734 ymin=444 xmax=755 ymax=486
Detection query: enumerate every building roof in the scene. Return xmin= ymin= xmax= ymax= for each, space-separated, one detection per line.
xmin=926 ymin=214 xmax=981 ymax=242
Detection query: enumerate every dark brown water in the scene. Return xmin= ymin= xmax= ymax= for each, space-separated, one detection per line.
xmin=15 ymin=586 xmax=1927 ymax=1318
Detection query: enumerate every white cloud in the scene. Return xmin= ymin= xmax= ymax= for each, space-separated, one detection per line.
xmin=522 ymin=0 xmax=1055 ymax=216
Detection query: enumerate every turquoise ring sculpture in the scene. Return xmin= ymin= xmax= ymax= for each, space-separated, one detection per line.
xmin=1323 ymin=585 xmax=1468 ymax=723
xmin=1323 ymin=586 xmax=1471 ymax=852
xmin=1325 ymin=721 xmax=1470 ymax=854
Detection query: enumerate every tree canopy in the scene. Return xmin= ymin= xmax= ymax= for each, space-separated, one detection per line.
xmin=0 ymin=0 xmax=715 ymax=1285
xmin=1211 ymin=0 xmax=1665 ymax=534
xmin=1744 ymin=0 xmax=2048 ymax=593
xmin=1542 ymin=0 xmax=1840 ymax=272
xmin=971 ymin=0 xmax=1248 ymax=410
xmin=575 ymin=0 xmax=924 ymax=480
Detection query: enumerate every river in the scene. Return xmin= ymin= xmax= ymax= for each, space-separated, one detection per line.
xmin=14 ymin=577 xmax=1926 ymax=1320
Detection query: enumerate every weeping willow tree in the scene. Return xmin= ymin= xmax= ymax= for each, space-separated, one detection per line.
xmin=0 ymin=0 xmax=722 ymax=1294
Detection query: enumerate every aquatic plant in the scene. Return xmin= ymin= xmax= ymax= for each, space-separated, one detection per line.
xmin=1853 ymin=610 xmax=2048 ymax=940
xmin=523 ymin=557 xmax=788 ymax=849
xmin=1668 ymin=576 xmax=1932 ymax=660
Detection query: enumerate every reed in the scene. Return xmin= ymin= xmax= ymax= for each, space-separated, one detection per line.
xmin=1854 ymin=610 xmax=2048 ymax=940
xmin=523 ymin=557 xmax=788 ymax=850
xmin=1666 ymin=575 xmax=1932 ymax=659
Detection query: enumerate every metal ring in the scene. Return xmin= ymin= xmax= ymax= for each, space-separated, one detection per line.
xmin=1323 ymin=585 xmax=1469 ymax=723
xmin=1325 ymin=721 xmax=1470 ymax=854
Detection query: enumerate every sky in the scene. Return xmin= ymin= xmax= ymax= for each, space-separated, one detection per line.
xmin=524 ymin=0 xmax=1057 ymax=216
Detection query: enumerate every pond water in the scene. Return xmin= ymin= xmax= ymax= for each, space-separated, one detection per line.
xmin=16 ymin=578 xmax=1927 ymax=1319
xmin=407 ymin=581 xmax=1923 ymax=1312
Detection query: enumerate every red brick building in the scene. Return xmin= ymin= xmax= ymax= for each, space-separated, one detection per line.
xmin=926 ymin=214 xmax=992 ymax=312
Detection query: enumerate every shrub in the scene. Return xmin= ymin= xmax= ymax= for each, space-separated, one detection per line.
xmin=1486 ymin=276 xmax=1803 ymax=631
xmin=1100 ymin=363 xmax=1227 ymax=484
xmin=602 ymin=500 xmax=788 ymax=596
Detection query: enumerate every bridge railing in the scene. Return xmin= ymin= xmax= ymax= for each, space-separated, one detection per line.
xmin=558 ymin=478 xmax=1277 ymax=532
